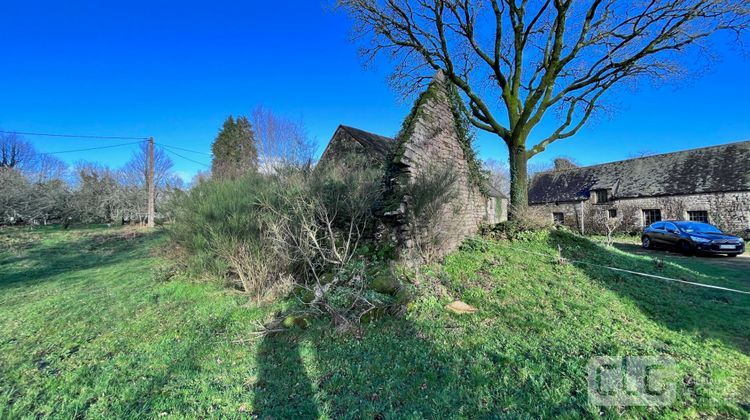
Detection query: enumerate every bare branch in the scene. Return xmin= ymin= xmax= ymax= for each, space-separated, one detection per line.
xmin=339 ymin=0 xmax=749 ymax=210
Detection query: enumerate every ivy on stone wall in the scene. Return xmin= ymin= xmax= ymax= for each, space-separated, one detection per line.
xmin=390 ymin=73 xmax=489 ymax=196
xmin=392 ymin=80 xmax=439 ymax=162
xmin=378 ymin=80 xmax=442 ymax=214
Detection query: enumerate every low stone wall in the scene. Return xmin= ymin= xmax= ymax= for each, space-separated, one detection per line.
xmin=532 ymin=191 xmax=750 ymax=235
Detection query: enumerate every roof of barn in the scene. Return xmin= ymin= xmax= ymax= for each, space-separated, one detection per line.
xmin=528 ymin=140 xmax=750 ymax=204
xmin=318 ymin=125 xmax=395 ymax=167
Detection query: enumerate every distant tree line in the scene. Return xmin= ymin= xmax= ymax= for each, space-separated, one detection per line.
xmin=1 ymin=106 xmax=315 ymax=227
xmin=0 ymin=132 xmax=183 ymax=226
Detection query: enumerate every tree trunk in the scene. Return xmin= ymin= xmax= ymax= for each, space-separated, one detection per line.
xmin=508 ymin=144 xmax=528 ymax=220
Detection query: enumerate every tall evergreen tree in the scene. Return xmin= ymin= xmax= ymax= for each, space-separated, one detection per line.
xmin=211 ymin=116 xmax=258 ymax=180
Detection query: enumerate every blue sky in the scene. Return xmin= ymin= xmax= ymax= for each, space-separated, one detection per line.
xmin=2 ymin=1 xmax=749 ymax=182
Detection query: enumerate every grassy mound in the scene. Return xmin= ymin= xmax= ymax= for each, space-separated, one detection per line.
xmin=1 ymin=226 xmax=748 ymax=417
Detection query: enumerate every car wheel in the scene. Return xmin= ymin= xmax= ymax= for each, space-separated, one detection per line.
xmin=727 ymin=254 xmax=738 ymax=258
xmin=642 ymin=236 xmax=652 ymax=249
xmin=678 ymin=240 xmax=693 ymax=256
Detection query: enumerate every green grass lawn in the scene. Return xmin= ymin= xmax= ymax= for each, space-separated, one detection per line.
xmin=1 ymin=226 xmax=749 ymax=418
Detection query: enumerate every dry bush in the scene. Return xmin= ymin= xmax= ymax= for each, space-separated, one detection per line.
xmin=486 ymin=204 xmax=554 ymax=241
xmin=259 ymin=157 xmax=395 ymax=328
xmin=511 ymin=204 xmax=554 ymax=231
xmin=210 ymin=230 xmax=292 ymax=303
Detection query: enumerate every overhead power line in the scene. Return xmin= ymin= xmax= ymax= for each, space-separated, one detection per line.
xmin=162 ymin=148 xmax=211 ymax=168
xmin=156 ymin=142 xmax=212 ymax=157
xmin=42 ymin=141 xmax=145 ymax=155
xmin=4 ymin=129 xmax=211 ymax=168
xmin=0 ymin=130 xmax=148 ymax=140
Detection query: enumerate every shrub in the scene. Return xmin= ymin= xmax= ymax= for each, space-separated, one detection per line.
xmin=170 ymin=172 xmax=291 ymax=301
xmin=260 ymin=157 xmax=401 ymax=327
xmin=512 ymin=205 xmax=555 ymax=231
xmin=170 ymin=157 xmax=393 ymax=314
xmin=489 ymin=205 xmax=554 ymax=240
xmin=401 ymin=163 xmax=461 ymax=263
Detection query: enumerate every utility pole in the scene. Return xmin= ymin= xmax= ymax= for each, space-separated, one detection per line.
xmin=147 ymin=137 xmax=155 ymax=228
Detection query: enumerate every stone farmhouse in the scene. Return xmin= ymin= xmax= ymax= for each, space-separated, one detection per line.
xmin=318 ymin=71 xmax=508 ymax=260
xmin=528 ymin=141 xmax=750 ymax=236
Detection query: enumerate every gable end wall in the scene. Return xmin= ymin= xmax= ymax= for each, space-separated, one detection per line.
xmin=383 ymin=74 xmax=499 ymax=260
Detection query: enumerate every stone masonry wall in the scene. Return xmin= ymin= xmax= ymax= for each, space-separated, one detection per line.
xmin=382 ymin=72 xmax=497 ymax=261
xmin=532 ymin=191 xmax=750 ymax=236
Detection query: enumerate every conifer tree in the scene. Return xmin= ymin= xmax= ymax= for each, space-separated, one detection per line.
xmin=211 ymin=116 xmax=258 ymax=180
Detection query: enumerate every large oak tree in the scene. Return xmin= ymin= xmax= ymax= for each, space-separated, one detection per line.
xmin=338 ymin=0 xmax=748 ymax=216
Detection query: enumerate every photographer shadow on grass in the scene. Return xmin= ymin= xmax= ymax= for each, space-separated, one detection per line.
xmin=252 ymin=325 xmax=320 ymax=418
xmin=251 ymin=307 xmax=478 ymax=418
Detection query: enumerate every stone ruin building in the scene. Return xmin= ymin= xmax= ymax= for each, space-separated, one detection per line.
xmin=318 ymin=71 xmax=508 ymax=260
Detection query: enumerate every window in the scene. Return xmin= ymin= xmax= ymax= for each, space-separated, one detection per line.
xmin=608 ymin=209 xmax=617 ymax=218
xmin=553 ymin=212 xmax=565 ymax=224
xmin=643 ymin=209 xmax=662 ymax=226
xmin=677 ymin=222 xmax=722 ymax=234
xmin=688 ymin=210 xmax=709 ymax=223
xmin=664 ymin=222 xmax=678 ymax=233
xmin=593 ymin=189 xmax=609 ymax=204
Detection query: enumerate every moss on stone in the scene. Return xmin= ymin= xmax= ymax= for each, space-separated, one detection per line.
xmin=369 ymin=271 xmax=401 ymax=295
xmin=394 ymin=287 xmax=413 ymax=305
xmin=282 ymin=315 xmax=310 ymax=329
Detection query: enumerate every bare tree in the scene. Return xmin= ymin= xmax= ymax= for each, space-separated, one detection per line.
xmin=591 ymin=208 xmax=622 ymax=246
xmin=338 ymin=0 xmax=749 ymax=217
xmin=0 ymin=168 xmax=32 ymax=224
xmin=0 ymin=132 xmax=70 ymax=183
xmin=0 ymin=132 xmax=36 ymax=171
xmin=0 ymin=134 xmax=73 ymax=225
xmin=484 ymin=158 xmax=510 ymax=197
xmin=252 ymin=106 xmax=316 ymax=173
xmin=29 ymin=154 xmax=68 ymax=183
xmin=118 ymin=142 xmax=182 ymax=222
xmin=189 ymin=170 xmax=211 ymax=186
xmin=119 ymin=142 xmax=176 ymax=190
xmin=74 ymin=163 xmax=123 ymax=221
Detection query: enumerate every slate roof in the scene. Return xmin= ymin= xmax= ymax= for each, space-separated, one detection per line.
xmin=318 ymin=125 xmax=395 ymax=167
xmin=338 ymin=125 xmax=395 ymax=159
xmin=528 ymin=140 xmax=750 ymax=204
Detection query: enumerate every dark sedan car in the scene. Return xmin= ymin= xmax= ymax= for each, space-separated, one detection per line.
xmin=642 ymin=221 xmax=745 ymax=256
